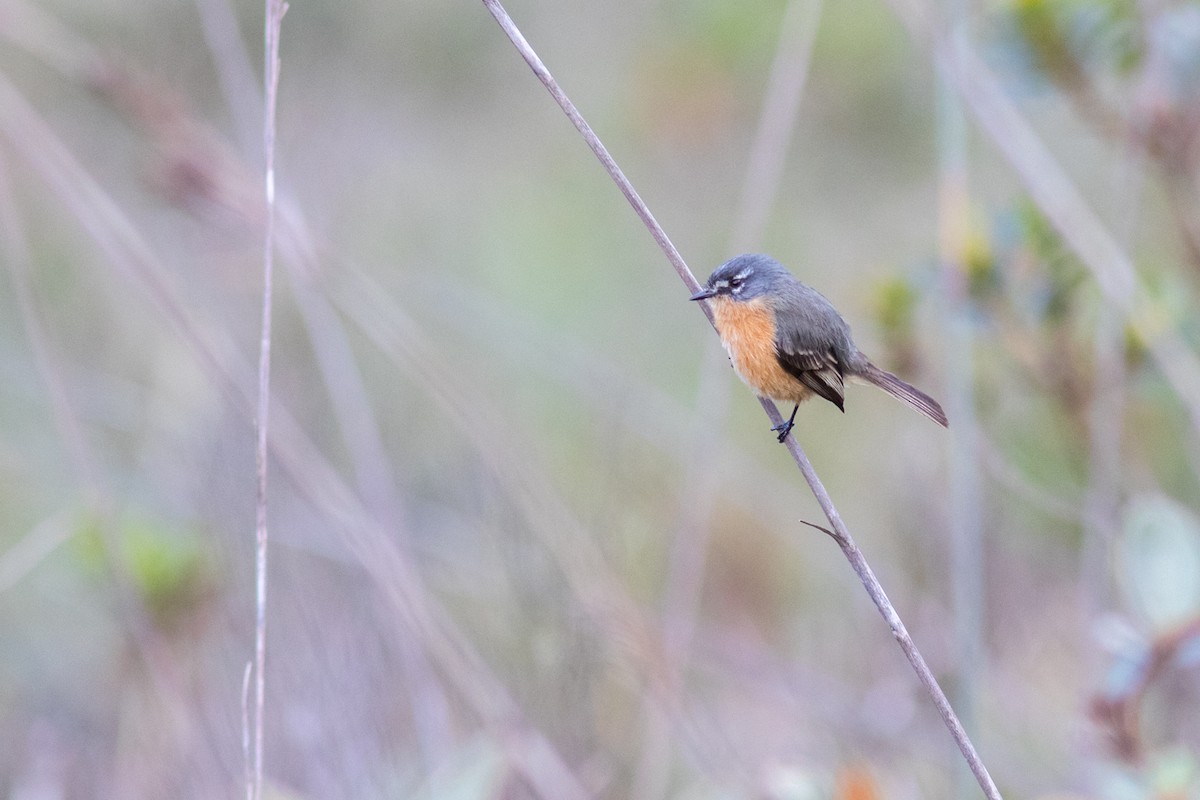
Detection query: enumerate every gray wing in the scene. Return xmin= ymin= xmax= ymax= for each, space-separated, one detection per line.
xmin=775 ymin=340 xmax=846 ymax=411
xmin=773 ymin=284 xmax=851 ymax=411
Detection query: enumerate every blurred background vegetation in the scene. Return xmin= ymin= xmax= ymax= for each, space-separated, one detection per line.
xmin=1 ymin=0 xmax=1200 ymax=798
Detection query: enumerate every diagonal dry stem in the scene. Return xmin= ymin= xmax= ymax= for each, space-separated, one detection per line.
xmin=479 ymin=2 xmax=1002 ymax=798
xmin=634 ymin=1 xmax=825 ymax=795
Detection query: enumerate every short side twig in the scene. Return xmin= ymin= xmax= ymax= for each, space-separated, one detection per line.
xmin=480 ymin=3 xmax=1002 ymax=798
xmin=773 ymin=397 xmax=999 ymax=799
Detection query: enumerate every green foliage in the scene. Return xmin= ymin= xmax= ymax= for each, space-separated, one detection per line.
xmin=661 ymin=0 xmax=789 ymax=70
xmin=409 ymin=737 xmax=507 ymax=800
xmin=7 ymin=0 xmax=1200 ymax=795
xmin=1014 ymin=199 xmax=1087 ymax=324
xmin=872 ymin=275 xmax=917 ymax=339
xmin=1118 ymin=494 xmax=1200 ymax=632
xmin=1125 ymin=270 xmax=1195 ymax=361
xmin=965 ymin=226 xmax=1002 ymax=303
xmin=73 ymin=510 xmax=210 ymax=632
xmin=1149 ymin=749 xmax=1200 ymax=800
xmin=1007 ymin=0 xmax=1143 ymax=86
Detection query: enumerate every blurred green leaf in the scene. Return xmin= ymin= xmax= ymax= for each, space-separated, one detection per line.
xmin=71 ymin=511 xmax=109 ymax=574
xmin=119 ymin=517 xmax=207 ymax=622
xmin=1007 ymin=0 xmax=1142 ymax=86
xmin=1015 ymin=199 xmax=1086 ymax=322
xmin=411 ymin=737 xmax=508 ymax=800
xmin=1125 ymin=270 xmax=1194 ymax=365
xmin=964 ymin=226 xmax=1001 ymax=302
xmin=872 ymin=275 xmax=917 ymax=338
xmin=1149 ymin=748 xmax=1199 ymax=800
xmin=1119 ymin=494 xmax=1200 ymax=631
xmin=1093 ymin=763 xmax=1155 ymax=800
xmin=1012 ymin=0 xmax=1084 ymax=86
xmin=762 ymin=764 xmax=823 ymax=800
xmin=662 ymin=0 xmax=788 ymax=70
xmin=70 ymin=510 xmax=210 ymax=631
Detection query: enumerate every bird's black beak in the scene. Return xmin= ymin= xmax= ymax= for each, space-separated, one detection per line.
xmin=689 ymin=286 xmax=716 ymax=301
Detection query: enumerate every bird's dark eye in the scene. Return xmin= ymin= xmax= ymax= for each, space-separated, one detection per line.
xmin=729 ymin=276 xmax=744 ymax=290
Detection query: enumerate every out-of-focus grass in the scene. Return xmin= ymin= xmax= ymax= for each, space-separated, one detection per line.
xmin=0 ymin=0 xmax=1198 ymax=798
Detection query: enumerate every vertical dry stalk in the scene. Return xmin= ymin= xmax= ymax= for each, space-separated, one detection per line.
xmin=252 ymin=2 xmax=287 ymax=799
xmin=0 ymin=65 xmax=593 ymax=799
xmin=241 ymin=661 xmax=253 ymax=800
xmin=634 ymin=2 xmax=825 ymax=794
xmin=480 ymin=2 xmax=1002 ymax=798
xmin=934 ymin=12 xmax=986 ymax=799
xmin=922 ymin=31 xmax=1200 ymax=446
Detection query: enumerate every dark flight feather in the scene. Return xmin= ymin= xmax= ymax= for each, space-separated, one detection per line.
xmin=775 ymin=344 xmax=846 ymax=411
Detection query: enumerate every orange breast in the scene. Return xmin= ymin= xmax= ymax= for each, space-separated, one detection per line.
xmin=710 ymin=296 xmax=812 ymax=404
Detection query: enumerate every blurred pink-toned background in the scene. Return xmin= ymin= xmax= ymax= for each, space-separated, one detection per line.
xmin=2 ymin=0 xmax=1200 ymax=797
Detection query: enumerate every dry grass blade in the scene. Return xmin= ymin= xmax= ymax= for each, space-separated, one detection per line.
xmin=635 ymin=2 xmax=825 ymax=795
xmin=0 ymin=68 xmax=595 ymax=799
xmin=250 ymin=2 xmax=287 ymax=798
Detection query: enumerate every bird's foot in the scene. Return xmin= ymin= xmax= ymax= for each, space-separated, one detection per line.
xmin=771 ymin=404 xmax=799 ymax=443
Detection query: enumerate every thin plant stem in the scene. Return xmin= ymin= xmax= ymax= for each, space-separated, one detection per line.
xmin=0 ymin=66 xmax=610 ymax=797
xmin=934 ymin=9 xmax=985 ymax=799
xmin=253 ymin=2 xmax=287 ymax=799
xmin=728 ymin=0 xmax=824 ymax=254
xmin=908 ymin=20 xmax=1200 ymax=448
xmin=189 ymin=0 xmax=458 ymax=765
xmin=1080 ymin=134 xmax=1142 ymax=647
xmin=482 ymin=1 xmax=702 ymax=301
xmin=634 ymin=2 xmax=824 ymax=794
xmin=772 ymin=414 xmax=999 ymax=799
xmin=284 ymin=272 xmax=455 ymax=766
xmin=0 ymin=154 xmax=99 ymax=496
xmin=194 ymin=0 xmax=262 ymax=157
xmin=0 ymin=509 xmax=76 ymax=594
xmin=242 ymin=661 xmax=253 ymax=800
xmin=480 ymin=2 xmax=1002 ymax=798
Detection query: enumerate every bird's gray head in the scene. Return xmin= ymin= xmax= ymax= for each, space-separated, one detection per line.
xmin=689 ymin=253 xmax=791 ymax=303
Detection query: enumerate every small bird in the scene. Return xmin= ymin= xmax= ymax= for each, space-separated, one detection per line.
xmin=690 ymin=253 xmax=948 ymax=441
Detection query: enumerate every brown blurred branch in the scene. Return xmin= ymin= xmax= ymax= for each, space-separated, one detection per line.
xmin=1091 ymin=617 xmax=1200 ymax=763
xmin=480 ymin=2 xmax=1002 ymax=798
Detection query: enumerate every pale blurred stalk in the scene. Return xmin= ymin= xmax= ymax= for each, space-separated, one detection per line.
xmin=936 ymin=15 xmax=986 ymax=798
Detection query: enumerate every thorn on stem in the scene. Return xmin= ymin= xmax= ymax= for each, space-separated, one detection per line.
xmin=800 ymin=519 xmax=839 ymax=541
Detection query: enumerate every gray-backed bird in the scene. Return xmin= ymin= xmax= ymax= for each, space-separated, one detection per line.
xmin=690 ymin=253 xmax=948 ymax=441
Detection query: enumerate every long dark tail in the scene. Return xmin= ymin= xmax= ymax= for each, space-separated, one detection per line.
xmin=859 ymin=363 xmax=949 ymax=427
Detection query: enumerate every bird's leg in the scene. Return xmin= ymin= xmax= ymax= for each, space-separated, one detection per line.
xmin=771 ymin=404 xmax=799 ymax=443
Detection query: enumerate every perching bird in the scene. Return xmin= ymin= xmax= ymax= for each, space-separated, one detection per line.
xmin=690 ymin=253 xmax=948 ymax=441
